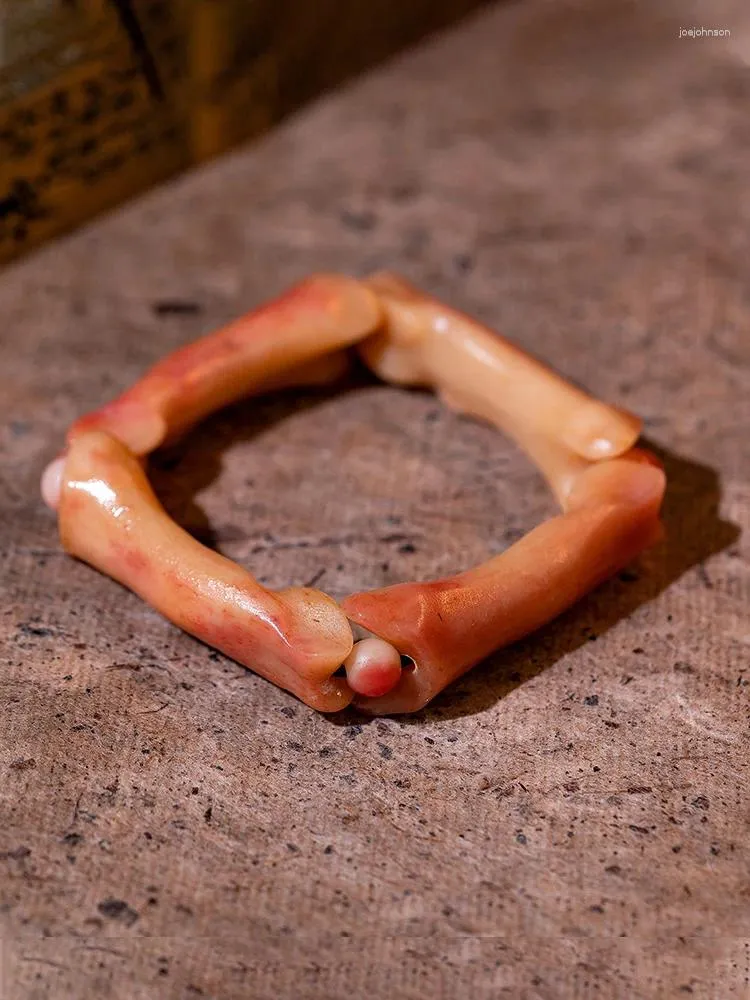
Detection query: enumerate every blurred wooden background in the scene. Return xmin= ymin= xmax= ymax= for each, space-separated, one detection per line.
xmin=0 ymin=0 xmax=490 ymax=266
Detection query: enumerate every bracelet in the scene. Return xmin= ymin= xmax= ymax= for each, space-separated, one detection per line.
xmin=42 ymin=272 xmax=665 ymax=714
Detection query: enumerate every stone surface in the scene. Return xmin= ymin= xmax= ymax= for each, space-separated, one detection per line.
xmin=1 ymin=1 xmax=749 ymax=997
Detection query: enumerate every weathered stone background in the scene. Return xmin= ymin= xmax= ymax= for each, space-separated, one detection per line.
xmin=1 ymin=1 xmax=749 ymax=997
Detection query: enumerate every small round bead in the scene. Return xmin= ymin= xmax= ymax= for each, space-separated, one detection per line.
xmin=41 ymin=456 xmax=65 ymax=511
xmin=343 ymin=637 xmax=402 ymax=698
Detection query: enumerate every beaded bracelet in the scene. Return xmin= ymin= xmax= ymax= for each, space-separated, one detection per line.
xmin=42 ymin=273 xmax=665 ymax=714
